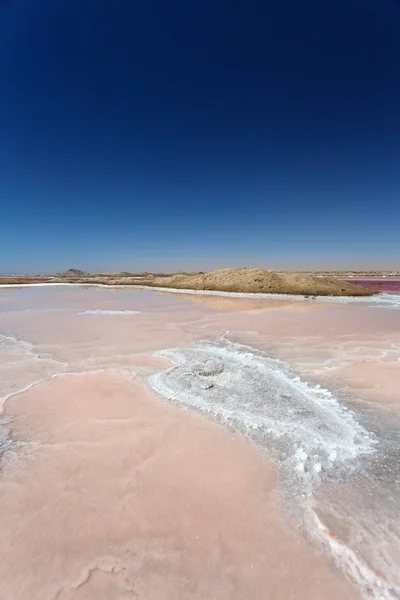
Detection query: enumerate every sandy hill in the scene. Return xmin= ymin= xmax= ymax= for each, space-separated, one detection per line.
xmin=148 ymin=267 xmax=376 ymax=296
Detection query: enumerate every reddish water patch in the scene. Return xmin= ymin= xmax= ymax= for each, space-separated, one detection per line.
xmin=338 ymin=278 xmax=400 ymax=293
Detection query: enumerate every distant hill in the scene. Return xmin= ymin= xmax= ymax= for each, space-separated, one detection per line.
xmin=58 ymin=269 xmax=86 ymax=277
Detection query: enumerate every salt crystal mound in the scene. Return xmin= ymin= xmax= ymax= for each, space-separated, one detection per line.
xmin=149 ymin=339 xmax=374 ymax=484
xmin=78 ymin=309 xmax=141 ymax=315
xmin=149 ymin=340 xmax=400 ymax=599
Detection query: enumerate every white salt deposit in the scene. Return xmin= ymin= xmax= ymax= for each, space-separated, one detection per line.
xmin=149 ymin=339 xmax=374 ymax=481
xmin=148 ymin=338 xmax=400 ymax=599
xmin=78 ymin=309 xmax=141 ymax=315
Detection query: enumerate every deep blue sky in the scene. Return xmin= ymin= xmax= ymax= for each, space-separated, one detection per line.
xmin=1 ymin=0 xmax=399 ymax=273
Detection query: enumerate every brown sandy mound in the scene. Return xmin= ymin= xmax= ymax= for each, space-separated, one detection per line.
xmin=149 ymin=267 xmax=376 ymax=296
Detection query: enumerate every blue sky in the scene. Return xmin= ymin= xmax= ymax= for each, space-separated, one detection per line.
xmin=0 ymin=0 xmax=399 ymax=273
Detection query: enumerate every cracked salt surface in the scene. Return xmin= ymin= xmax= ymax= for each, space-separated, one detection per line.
xmin=148 ymin=338 xmax=400 ymax=599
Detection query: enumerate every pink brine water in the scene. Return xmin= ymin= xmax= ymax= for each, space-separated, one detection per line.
xmin=0 ymin=285 xmax=400 ymax=600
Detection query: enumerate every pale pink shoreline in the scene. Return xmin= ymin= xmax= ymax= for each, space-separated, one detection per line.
xmin=0 ymin=371 xmax=357 ymax=600
xmin=1 ymin=286 xmax=400 ymax=599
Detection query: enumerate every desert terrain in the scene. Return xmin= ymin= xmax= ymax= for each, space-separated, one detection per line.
xmin=0 ymin=267 xmax=381 ymax=296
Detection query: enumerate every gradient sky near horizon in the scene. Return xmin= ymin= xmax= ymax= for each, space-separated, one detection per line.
xmin=0 ymin=0 xmax=399 ymax=273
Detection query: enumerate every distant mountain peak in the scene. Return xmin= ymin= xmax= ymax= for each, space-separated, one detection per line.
xmin=57 ymin=268 xmax=86 ymax=277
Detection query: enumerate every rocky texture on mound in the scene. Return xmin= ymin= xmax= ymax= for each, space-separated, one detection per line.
xmin=149 ymin=267 xmax=376 ymax=296
xmin=58 ymin=269 xmax=86 ymax=277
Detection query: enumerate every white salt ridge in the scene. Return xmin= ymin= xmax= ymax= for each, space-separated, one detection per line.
xmin=0 ymin=333 xmax=70 ymax=409
xmin=78 ymin=309 xmax=141 ymax=315
xmin=326 ymin=292 xmax=400 ymax=311
xmin=149 ymin=339 xmax=374 ymax=478
xmin=0 ymin=333 xmax=40 ymax=360
xmin=148 ymin=339 xmax=400 ymax=599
